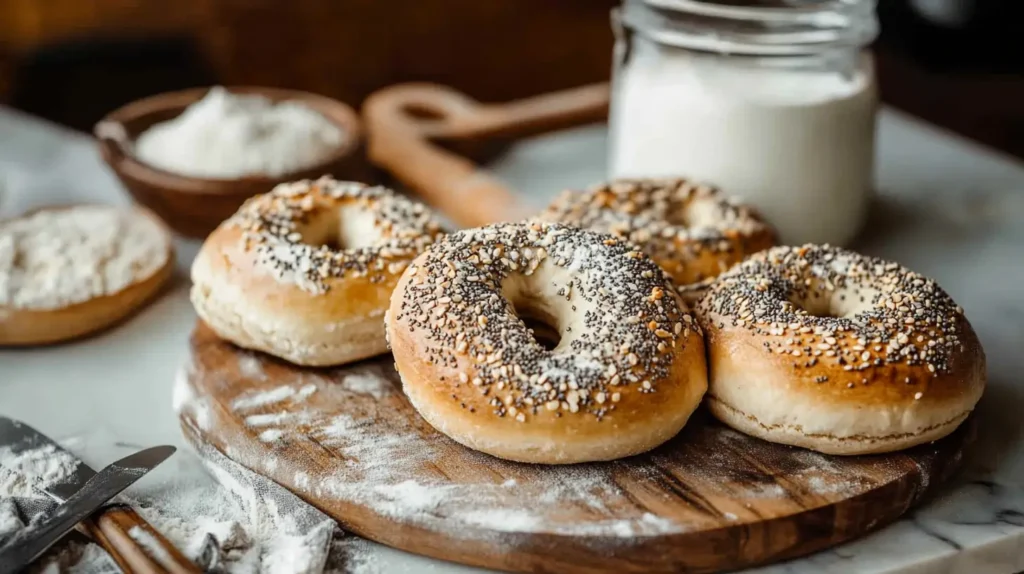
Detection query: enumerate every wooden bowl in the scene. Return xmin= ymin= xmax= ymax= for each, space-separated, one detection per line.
xmin=94 ymin=86 xmax=366 ymax=238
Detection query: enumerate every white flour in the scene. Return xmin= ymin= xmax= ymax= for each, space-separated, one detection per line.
xmin=0 ymin=443 xmax=79 ymax=497
xmin=129 ymin=476 xmax=332 ymax=574
xmin=127 ymin=526 xmax=174 ymax=565
xmin=0 ymin=205 xmax=170 ymax=309
xmin=233 ymin=383 xmax=318 ymax=412
xmin=246 ymin=413 xmax=297 ymax=428
xmin=0 ymin=498 xmax=23 ymax=538
xmin=1 ymin=424 xmax=336 ymax=573
xmin=261 ymin=429 xmax=286 ymax=443
xmin=174 ymin=353 xmax=914 ymax=569
xmin=237 ymin=355 xmax=269 ymax=381
xmin=302 ymin=409 xmax=688 ymax=541
xmin=174 ymin=366 xmax=693 ymax=543
xmin=135 ymin=87 xmax=346 ymax=179
xmin=339 ymin=368 xmax=391 ymax=400
xmin=34 ymin=541 xmax=118 ymax=574
xmin=206 ymin=372 xmax=894 ymax=546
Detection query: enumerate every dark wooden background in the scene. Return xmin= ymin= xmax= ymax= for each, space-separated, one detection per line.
xmin=1 ymin=0 xmax=1021 ymax=159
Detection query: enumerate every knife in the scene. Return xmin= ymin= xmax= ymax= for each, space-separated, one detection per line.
xmin=0 ymin=445 xmax=175 ymax=572
xmin=0 ymin=418 xmax=200 ymax=573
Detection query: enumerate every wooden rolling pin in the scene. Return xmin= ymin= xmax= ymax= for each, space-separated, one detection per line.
xmin=363 ymin=82 xmax=610 ymax=227
xmin=83 ymin=506 xmax=200 ymax=574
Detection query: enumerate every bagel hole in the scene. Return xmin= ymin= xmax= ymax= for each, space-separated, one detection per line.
xmin=792 ymin=286 xmax=874 ymax=319
xmin=666 ymin=195 xmax=718 ymax=228
xmin=512 ymin=302 xmax=562 ymax=351
xmin=304 ymin=207 xmax=380 ymax=251
xmin=795 ymin=295 xmax=842 ymax=318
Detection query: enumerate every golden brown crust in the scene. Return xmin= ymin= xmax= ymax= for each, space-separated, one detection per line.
xmin=705 ymin=396 xmax=970 ymax=455
xmin=0 ymin=255 xmax=174 ymax=346
xmin=701 ymin=317 xmax=985 ymax=409
xmin=197 ymin=225 xmax=397 ymax=321
xmin=0 ymin=205 xmax=175 ymax=346
xmin=191 ymin=178 xmax=445 ymax=366
xmin=696 ymin=245 xmax=986 ymax=454
xmin=539 ymin=178 xmax=776 ymax=286
xmin=386 ymin=222 xmax=708 ymax=464
xmin=392 ymin=315 xmax=707 ymax=463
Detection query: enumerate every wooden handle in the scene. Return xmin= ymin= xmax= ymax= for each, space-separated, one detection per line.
xmin=93 ymin=119 xmax=131 ymax=166
xmin=364 ymin=83 xmax=610 ymax=227
xmin=83 ymin=505 xmax=200 ymax=574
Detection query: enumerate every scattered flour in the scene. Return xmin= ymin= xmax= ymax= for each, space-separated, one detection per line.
xmin=171 ymin=365 xmax=196 ymax=413
xmin=232 ymin=382 xmax=319 ymax=439
xmin=458 ymin=509 xmax=541 ymax=533
xmin=260 ymin=429 xmax=286 ymax=443
xmin=246 ymin=413 xmax=297 ymax=428
xmin=746 ymin=483 xmax=786 ymax=499
xmin=173 ymin=366 xmax=213 ymax=431
xmin=134 ymin=86 xmax=346 ymax=179
xmin=128 ymin=525 xmax=174 ymax=565
xmin=0 ymin=498 xmax=24 ymax=538
xmin=33 ymin=541 xmax=119 ymax=574
xmin=306 ymin=412 xmax=686 ymax=541
xmin=232 ymin=385 xmax=304 ymax=411
xmin=1 ymin=425 xmax=335 ymax=574
xmin=237 ymin=354 xmax=268 ymax=381
xmin=125 ymin=457 xmax=333 ymax=574
xmin=0 ymin=443 xmax=79 ymax=497
xmin=339 ymin=368 xmax=392 ymax=400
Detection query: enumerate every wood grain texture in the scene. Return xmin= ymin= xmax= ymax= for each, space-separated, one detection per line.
xmin=178 ymin=321 xmax=972 ymax=574
xmin=85 ymin=506 xmax=200 ymax=574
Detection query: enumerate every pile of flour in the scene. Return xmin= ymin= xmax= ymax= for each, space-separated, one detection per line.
xmin=135 ymin=87 xmax=346 ymax=179
xmin=0 ymin=436 xmax=339 ymax=573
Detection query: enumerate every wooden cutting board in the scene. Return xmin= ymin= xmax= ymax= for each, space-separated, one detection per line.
xmin=177 ymin=321 xmax=973 ymax=574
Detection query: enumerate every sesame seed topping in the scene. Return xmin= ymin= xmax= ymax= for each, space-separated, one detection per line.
xmin=697 ymin=244 xmax=974 ymax=385
xmin=228 ymin=177 xmax=444 ymax=293
xmin=539 ymin=178 xmax=775 ymax=286
xmin=391 ymin=221 xmax=699 ymax=421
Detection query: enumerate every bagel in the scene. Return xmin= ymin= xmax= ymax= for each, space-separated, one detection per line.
xmin=696 ymin=244 xmax=986 ymax=455
xmin=386 ymin=221 xmax=708 ymax=464
xmin=540 ymin=178 xmax=775 ymax=300
xmin=191 ymin=177 xmax=445 ymax=366
xmin=0 ymin=204 xmax=173 ymax=345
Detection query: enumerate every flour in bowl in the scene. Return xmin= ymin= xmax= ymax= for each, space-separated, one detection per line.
xmin=135 ymin=87 xmax=346 ymax=179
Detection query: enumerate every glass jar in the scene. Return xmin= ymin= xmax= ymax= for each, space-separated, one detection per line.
xmin=609 ymin=0 xmax=879 ymax=246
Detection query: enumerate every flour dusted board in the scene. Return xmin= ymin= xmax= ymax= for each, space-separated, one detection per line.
xmin=177 ymin=322 xmax=972 ymax=573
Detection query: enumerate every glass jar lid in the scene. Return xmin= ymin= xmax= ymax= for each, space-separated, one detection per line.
xmin=619 ymin=0 xmax=879 ymax=55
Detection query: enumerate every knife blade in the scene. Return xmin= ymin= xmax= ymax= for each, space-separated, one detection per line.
xmin=0 ymin=445 xmax=175 ymax=573
xmin=0 ymin=417 xmax=201 ymax=573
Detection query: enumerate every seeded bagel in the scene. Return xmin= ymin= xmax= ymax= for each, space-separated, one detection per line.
xmin=696 ymin=244 xmax=986 ymax=455
xmin=386 ymin=221 xmax=708 ymax=464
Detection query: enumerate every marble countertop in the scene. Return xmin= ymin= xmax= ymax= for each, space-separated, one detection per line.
xmin=1 ymin=105 xmax=1024 ymax=574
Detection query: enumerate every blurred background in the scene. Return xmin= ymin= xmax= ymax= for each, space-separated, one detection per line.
xmin=0 ymin=0 xmax=1021 ymax=158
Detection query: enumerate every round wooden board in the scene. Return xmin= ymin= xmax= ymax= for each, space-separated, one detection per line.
xmin=177 ymin=322 xmax=973 ymax=574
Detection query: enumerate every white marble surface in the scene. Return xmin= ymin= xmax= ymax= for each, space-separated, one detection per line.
xmin=1 ymin=105 xmax=1024 ymax=573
